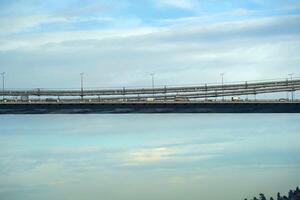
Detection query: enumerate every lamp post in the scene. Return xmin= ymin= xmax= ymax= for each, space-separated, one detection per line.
xmin=286 ymin=78 xmax=289 ymax=99
xmin=1 ymin=72 xmax=5 ymax=101
xmin=288 ymin=73 xmax=294 ymax=101
xmin=80 ymin=73 xmax=84 ymax=100
xmin=150 ymin=73 xmax=155 ymax=98
xmin=220 ymin=72 xmax=225 ymax=101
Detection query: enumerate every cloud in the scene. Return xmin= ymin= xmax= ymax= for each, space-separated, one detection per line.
xmin=0 ymin=15 xmax=67 ymax=35
xmin=122 ymin=142 xmax=226 ymax=167
xmin=0 ymin=14 xmax=139 ymax=37
xmin=154 ymin=0 xmax=199 ymax=10
xmin=50 ymin=146 xmax=102 ymax=154
xmin=59 ymin=3 xmax=114 ymax=17
xmin=1 ymin=15 xmax=300 ymax=89
xmin=128 ymin=147 xmax=177 ymax=163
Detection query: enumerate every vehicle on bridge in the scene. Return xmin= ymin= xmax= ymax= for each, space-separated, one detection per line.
xmin=231 ymin=97 xmax=243 ymax=102
xmin=279 ymin=98 xmax=289 ymax=102
xmin=45 ymin=98 xmax=60 ymax=102
xmin=175 ymin=96 xmax=190 ymax=102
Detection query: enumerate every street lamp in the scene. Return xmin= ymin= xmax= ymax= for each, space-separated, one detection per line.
xmin=80 ymin=72 xmax=84 ymax=100
xmin=150 ymin=73 xmax=155 ymax=97
xmin=220 ymin=72 xmax=225 ymax=101
xmin=1 ymin=72 xmax=5 ymax=101
xmin=288 ymin=73 xmax=294 ymax=101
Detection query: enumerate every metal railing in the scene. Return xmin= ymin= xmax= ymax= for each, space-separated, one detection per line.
xmin=0 ymin=78 xmax=299 ymax=102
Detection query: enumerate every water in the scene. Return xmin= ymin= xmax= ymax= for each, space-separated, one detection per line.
xmin=0 ymin=114 xmax=299 ymax=200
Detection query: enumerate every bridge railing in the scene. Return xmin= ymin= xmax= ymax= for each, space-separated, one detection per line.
xmin=0 ymin=79 xmax=299 ymax=100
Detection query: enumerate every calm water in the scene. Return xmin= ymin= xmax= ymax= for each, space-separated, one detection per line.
xmin=0 ymin=114 xmax=299 ymax=200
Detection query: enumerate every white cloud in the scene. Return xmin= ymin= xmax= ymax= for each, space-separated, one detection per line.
xmin=50 ymin=146 xmax=101 ymax=154
xmin=0 ymin=13 xmax=141 ymax=37
xmin=0 ymin=15 xmax=300 ymax=89
xmin=123 ymin=142 xmax=225 ymax=166
xmin=0 ymin=15 xmax=68 ymax=36
xmin=129 ymin=147 xmax=176 ymax=162
xmin=154 ymin=0 xmax=199 ymax=10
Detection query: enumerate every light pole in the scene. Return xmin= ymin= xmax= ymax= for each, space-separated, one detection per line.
xmin=150 ymin=73 xmax=155 ymax=98
xmin=220 ymin=72 xmax=225 ymax=101
xmin=288 ymin=73 xmax=294 ymax=101
xmin=80 ymin=72 xmax=84 ymax=100
xmin=286 ymin=78 xmax=289 ymax=99
xmin=1 ymin=72 xmax=5 ymax=101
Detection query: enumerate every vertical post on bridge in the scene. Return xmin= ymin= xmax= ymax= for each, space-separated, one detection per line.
xmin=220 ymin=73 xmax=225 ymax=101
xmin=1 ymin=72 xmax=5 ymax=101
xmin=288 ymin=73 xmax=294 ymax=101
xmin=80 ymin=72 xmax=84 ymax=101
xmin=164 ymin=85 xmax=167 ymax=101
xmin=123 ymin=87 xmax=125 ymax=102
xmin=286 ymin=78 xmax=289 ymax=99
xmin=205 ymin=83 xmax=207 ymax=101
xmin=150 ymin=73 xmax=155 ymax=98
xmin=245 ymin=81 xmax=248 ymax=101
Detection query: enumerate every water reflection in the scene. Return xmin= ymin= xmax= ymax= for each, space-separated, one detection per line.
xmin=0 ymin=114 xmax=299 ymax=200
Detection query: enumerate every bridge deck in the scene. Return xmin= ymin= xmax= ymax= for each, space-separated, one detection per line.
xmin=1 ymin=101 xmax=300 ymax=114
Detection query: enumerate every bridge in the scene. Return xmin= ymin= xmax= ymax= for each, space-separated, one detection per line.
xmin=0 ymin=78 xmax=300 ymax=113
xmin=1 ymin=78 xmax=299 ymax=101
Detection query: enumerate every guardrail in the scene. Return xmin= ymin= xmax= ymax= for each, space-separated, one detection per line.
xmin=0 ymin=79 xmax=299 ymax=100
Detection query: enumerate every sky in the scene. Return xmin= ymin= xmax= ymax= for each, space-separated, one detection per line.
xmin=0 ymin=0 xmax=300 ymax=89
xmin=0 ymin=114 xmax=300 ymax=200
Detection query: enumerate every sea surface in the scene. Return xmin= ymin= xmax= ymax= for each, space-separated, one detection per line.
xmin=0 ymin=114 xmax=299 ymax=200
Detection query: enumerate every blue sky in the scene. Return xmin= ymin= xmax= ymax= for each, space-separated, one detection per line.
xmin=0 ymin=0 xmax=300 ymax=90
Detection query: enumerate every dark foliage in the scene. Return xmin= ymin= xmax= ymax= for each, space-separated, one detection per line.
xmin=245 ymin=187 xmax=300 ymax=200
